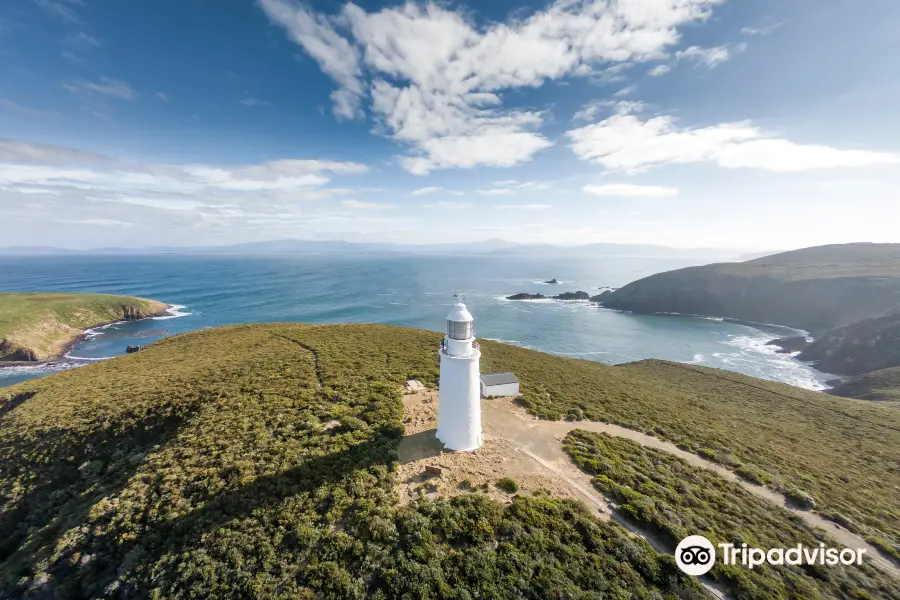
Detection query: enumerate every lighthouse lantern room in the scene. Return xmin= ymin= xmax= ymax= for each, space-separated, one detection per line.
xmin=436 ymin=296 xmax=483 ymax=451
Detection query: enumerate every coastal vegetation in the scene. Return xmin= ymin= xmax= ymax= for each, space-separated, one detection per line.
xmin=0 ymin=292 xmax=167 ymax=362
xmin=478 ymin=340 xmax=900 ymax=561
xmin=0 ymin=324 xmax=702 ymax=599
xmin=830 ymin=367 xmax=900 ymax=402
xmin=1 ymin=323 xmax=898 ymax=597
xmin=563 ymin=430 xmax=900 ymax=599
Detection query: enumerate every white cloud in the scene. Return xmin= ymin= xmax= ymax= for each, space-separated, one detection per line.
xmin=0 ymin=140 xmax=369 ymax=210
xmin=63 ymin=31 xmax=100 ymax=48
xmin=61 ymin=218 xmax=134 ymax=228
xmin=574 ymin=99 xmax=645 ymax=121
xmin=0 ymin=185 xmax=61 ymax=195
xmin=410 ymin=186 xmax=442 ymax=195
xmin=478 ymin=188 xmax=515 ymax=196
xmin=258 ymin=0 xmax=365 ymax=120
xmin=422 ymin=201 xmax=471 ymax=209
xmin=261 ymin=0 xmax=726 ymax=173
xmin=583 ymin=183 xmax=678 ymax=197
xmin=741 ymin=23 xmax=783 ymax=36
xmin=0 ymin=138 xmax=114 ymax=166
xmin=567 ymin=110 xmax=900 ymax=172
xmin=613 ymin=85 xmax=637 ymax=97
xmin=496 ymin=203 xmax=551 ymax=210
xmin=676 ymin=45 xmax=742 ymax=68
xmin=648 ymin=64 xmax=671 ymax=77
xmin=32 ymin=0 xmax=81 ymax=22
xmin=240 ymin=97 xmax=272 ymax=107
xmin=341 ymin=199 xmax=395 ymax=209
xmin=156 ymin=92 xmax=169 ymax=102
xmin=64 ymin=77 xmax=136 ymax=100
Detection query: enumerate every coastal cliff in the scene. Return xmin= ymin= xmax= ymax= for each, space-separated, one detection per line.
xmin=600 ymin=243 xmax=900 ymax=335
xmin=798 ymin=308 xmax=900 ymax=375
xmin=0 ymin=292 xmax=169 ymax=362
xmin=598 ymin=243 xmax=900 ymax=387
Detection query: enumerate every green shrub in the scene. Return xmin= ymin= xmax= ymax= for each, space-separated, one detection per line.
xmin=735 ymin=465 xmax=768 ymax=485
xmin=495 ymin=478 xmax=519 ymax=494
xmin=784 ymin=486 xmax=817 ymax=509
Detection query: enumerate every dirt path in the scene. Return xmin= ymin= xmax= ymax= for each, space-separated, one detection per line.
xmin=481 ymin=396 xmax=899 ymax=580
xmin=397 ymin=390 xmax=898 ymax=582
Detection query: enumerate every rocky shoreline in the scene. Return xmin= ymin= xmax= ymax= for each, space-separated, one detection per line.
xmin=506 ymin=289 xmax=615 ymax=302
xmin=0 ymin=301 xmax=170 ymax=367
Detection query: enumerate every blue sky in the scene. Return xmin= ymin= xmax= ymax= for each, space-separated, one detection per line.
xmin=1 ymin=0 xmax=898 ymax=249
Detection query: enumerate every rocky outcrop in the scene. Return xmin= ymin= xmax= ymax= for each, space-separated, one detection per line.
xmin=798 ymin=309 xmax=900 ymax=376
xmin=590 ymin=290 xmax=613 ymax=303
xmin=0 ymin=339 xmax=37 ymax=362
xmin=553 ymin=291 xmax=590 ymax=301
xmin=543 ymin=278 xmax=559 ymax=284
xmin=766 ymin=336 xmax=810 ymax=354
xmin=506 ymin=291 xmax=591 ymax=301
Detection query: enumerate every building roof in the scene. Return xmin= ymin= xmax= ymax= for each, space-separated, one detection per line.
xmin=480 ymin=372 xmax=519 ymax=386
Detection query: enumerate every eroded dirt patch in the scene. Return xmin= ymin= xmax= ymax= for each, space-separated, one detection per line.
xmin=396 ymin=390 xmax=610 ymax=512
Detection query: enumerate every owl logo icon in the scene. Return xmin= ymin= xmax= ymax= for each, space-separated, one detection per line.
xmin=676 ymin=535 xmax=716 ymax=576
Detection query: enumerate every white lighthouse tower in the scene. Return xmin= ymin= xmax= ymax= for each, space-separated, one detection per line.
xmin=436 ymin=296 xmax=482 ymax=451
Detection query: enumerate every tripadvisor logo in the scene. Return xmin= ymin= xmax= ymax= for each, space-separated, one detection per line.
xmin=676 ymin=535 xmax=716 ymax=576
xmin=675 ymin=535 xmax=868 ymax=576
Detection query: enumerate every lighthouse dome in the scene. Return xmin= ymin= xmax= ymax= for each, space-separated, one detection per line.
xmin=446 ymin=302 xmax=474 ymax=340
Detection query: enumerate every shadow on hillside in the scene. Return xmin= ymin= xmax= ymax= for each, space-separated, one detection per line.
xmin=79 ymin=428 xmax=398 ymax=596
xmin=0 ymin=396 xmax=199 ymax=598
xmin=397 ymin=429 xmax=444 ymax=465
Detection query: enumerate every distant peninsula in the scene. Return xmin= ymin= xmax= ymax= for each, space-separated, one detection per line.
xmin=596 ymin=243 xmax=900 ymax=396
xmin=0 ymin=292 xmax=169 ymax=362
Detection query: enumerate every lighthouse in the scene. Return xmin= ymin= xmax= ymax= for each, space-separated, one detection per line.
xmin=436 ymin=296 xmax=482 ymax=451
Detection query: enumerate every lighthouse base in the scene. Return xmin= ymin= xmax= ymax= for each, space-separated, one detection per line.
xmin=436 ymin=351 xmax=482 ymax=451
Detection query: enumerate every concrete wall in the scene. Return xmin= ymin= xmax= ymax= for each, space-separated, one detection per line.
xmin=481 ymin=382 xmax=519 ymax=398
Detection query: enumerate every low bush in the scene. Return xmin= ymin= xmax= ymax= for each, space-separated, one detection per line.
xmin=495 ymin=478 xmax=519 ymax=494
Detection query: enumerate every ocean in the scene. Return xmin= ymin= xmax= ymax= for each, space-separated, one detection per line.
xmin=0 ymin=253 xmax=831 ymax=390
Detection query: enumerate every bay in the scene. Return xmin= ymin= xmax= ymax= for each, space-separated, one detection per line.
xmin=0 ymin=254 xmax=830 ymax=390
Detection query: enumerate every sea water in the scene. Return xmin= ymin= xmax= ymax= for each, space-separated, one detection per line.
xmin=0 ymin=254 xmax=831 ymax=390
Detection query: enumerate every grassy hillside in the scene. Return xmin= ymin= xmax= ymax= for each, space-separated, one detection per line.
xmin=564 ymin=430 xmax=899 ymax=599
xmin=705 ymin=243 xmax=900 ymax=281
xmin=0 ymin=324 xmax=702 ymax=599
xmin=600 ymin=243 xmax=900 ymax=335
xmin=1 ymin=324 xmax=898 ymax=597
xmin=0 ymin=292 xmax=168 ymax=361
xmin=478 ymin=343 xmax=900 ymax=560
xmin=831 ymin=367 xmax=900 ymax=402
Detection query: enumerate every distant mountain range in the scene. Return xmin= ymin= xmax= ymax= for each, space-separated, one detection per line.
xmin=0 ymin=239 xmax=769 ymax=260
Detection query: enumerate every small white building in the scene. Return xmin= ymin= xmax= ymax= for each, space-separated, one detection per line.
xmin=480 ymin=372 xmax=519 ymax=398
